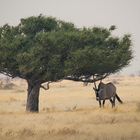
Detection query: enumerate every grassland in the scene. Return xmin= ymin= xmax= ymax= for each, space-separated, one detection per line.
xmin=0 ymin=76 xmax=140 ymax=140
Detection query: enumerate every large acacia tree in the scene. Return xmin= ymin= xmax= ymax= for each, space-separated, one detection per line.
xmin=0 ymin=15 xmax=132 ymax=112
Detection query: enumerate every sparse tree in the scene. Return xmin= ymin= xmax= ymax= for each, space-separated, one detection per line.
xmin=0 ymin=15 xmax=133 ymax=112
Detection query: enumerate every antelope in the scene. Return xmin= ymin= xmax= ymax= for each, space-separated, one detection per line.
xmin=93 ymin=82 xmax=123 ymax=108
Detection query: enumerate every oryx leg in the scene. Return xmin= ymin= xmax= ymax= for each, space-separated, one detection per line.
xmin=110 ymin=98 xmax=114 ymax=108
xmin=99 ymin=100 xmax=101 ymax=108
xmin=110 ymin=99 xmax=115 ymax=108
xmin=112 ymin=96 xmax=116 ymax=108
xmin=103 ymin=100 xmax=105 ymax=107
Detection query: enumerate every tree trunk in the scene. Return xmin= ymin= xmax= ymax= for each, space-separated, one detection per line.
xmin=26 ymin=81 xmax=41 ymax=112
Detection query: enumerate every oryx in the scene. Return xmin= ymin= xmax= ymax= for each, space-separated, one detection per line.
xmin=93 ymin=82 xmax=123 ymax=108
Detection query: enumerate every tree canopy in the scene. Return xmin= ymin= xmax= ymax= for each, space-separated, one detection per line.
xmin=0 ymin=15 xmax=133 ymax=112
xmin=58 ymin=26 xmax=132 ymax=82
xmin=0 ymin=16 xmax=76 ymax=82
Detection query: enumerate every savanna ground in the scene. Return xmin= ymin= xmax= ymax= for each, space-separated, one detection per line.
xmin=0 ymin=76 xmax=140 ymax=140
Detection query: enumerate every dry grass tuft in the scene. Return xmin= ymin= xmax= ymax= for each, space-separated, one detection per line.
xmin=18 ymin=128 xmax=35 ymax=136
xmin=65 ymin=105 xmax=77 ymax=112
xmin=9 ymin=97 xmax=18 ymax=102
xmin=136 ymin=102 xmax=140 ymax=112
xmin=42 ymin=106 xmax=57 ymax=112
xmin=48 ymin=127 xmax=79 ymax=135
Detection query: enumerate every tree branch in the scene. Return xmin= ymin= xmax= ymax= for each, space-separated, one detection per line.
xmin=0 ymin=71 xmax=26 ymax=79
xmin=64 ymin=73 xmax=109 ymax=83
xmin=41 ymin=81 xmax=51 ymax=90
xmin=0 ymin=71 xmax=13 ymax=78
xmin=41 ymin=85 xmax=49 ymax=90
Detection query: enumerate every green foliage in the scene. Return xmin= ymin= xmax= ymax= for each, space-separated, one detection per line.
xmin=64 ymin=29 xmax=132 ymax=77
xmin=0 ymin=15 xmax=133 ymax=84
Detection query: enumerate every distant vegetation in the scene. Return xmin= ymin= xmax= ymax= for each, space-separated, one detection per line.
xmin=0 ymin=77 xmax=16 ymax=90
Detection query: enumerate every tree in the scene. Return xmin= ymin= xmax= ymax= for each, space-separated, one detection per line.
xmin=0 ymin=15 xmax=133 ymax=112
xmin=0 ymin=15 xmax=76 ymax=112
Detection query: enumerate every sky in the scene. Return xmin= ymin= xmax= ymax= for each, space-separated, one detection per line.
xmin=0 ymin=0 xmax=140 ymax=75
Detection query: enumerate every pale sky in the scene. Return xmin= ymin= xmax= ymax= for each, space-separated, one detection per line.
xmin=0 ymin=0 xmax=140 ymax=75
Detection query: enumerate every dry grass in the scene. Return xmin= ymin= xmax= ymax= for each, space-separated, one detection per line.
xmin=0 ymin=76 xmax=140 ymax=140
